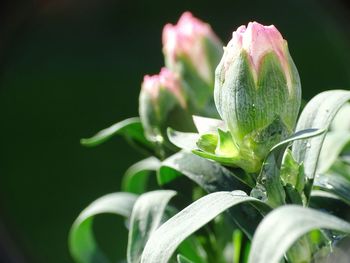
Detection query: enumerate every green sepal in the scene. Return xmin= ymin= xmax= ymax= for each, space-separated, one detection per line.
xmin=216 ymin=129 xmax=238 ymax=157
xmin=139 ymin=87 xmax=178 ymax=142
xmin=280 ymin=149 xmax=305 ymax=194
xmin=196 ymin=133 xmax=218 ymax=153
xmin=215 ymin=50 xmax=300 ymax=165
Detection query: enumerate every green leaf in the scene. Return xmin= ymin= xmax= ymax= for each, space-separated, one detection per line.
xmin=292 ymin=90 xmax=350 ymax=180
xmin=69 ymin=192 xmax=138 ymax=263
xmin=254 ymin=128 xmax=325 ymax=207
xmin=317 ymin=131 xmax=350 ymax=174
xmin=271 ymin=128 xmax=325 ymax=154
xmin=314 ymin=172 xmax=350 ymax=205
xmin=248 ymin=205 xmax=350 ymax=263
xmin=280 ymin=149 xmax=304 ymax=193
xmin=81 ymin=117 xmax=153 ymax=151
xmin=256 ymin=153 xmax=286 ymax=208
xmin=329 ymin=160 xmax=350 ymax=180
xmin=140 ymin=191 xmax=270 ymax=263
xmin=196 ymin=133 xmax=218 ymax=153
xmin=192 ymin=115 xmax=226 ymax=134
xmin=159 ymin=151 xmax=260 ymax=238
xmin=216 ymin=129 xmax=238 ymax=157
xmin=232 ymin=230 xmax=243 ymax=263
xmin=331 ymin=102 xmax=350 ymax=131
xmin=127 ymin=190 xmax=176 ymax=263
xmin=310 ymin=190 xmax=350 ymax=220
xmin=177 ymin=254 xmax=195 ymax=263
xmin=122 ymin=157 xmax=161 ymax=194
xmin=159 ymin=151 xmax=253 ymax=190
xmin=167 ymin=128 xmax=199 ymax=151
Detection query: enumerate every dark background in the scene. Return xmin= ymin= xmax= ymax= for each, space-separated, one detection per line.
xmin=0 ymin=0 xmax=350 ymax=262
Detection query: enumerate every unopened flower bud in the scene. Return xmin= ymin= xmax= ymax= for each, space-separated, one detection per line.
xmin=214 ymin=22 xmax=301 ymax=167
xmin=162 ymin=12 xmax=223 ymax=110
xmin=139 ymin=68 xmax=192 ymax=146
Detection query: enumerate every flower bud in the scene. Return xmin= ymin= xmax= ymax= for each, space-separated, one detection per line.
xmin=162 ymin=12 xmax=223 ymax=111
xmin=214 ymin=22 xmax=301 ymax=167
xmin=139 ymin=68 xmax=193 ymax=147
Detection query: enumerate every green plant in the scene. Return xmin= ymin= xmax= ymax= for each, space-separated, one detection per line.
xmin=69 ymin=12 xmax=350 ymax=263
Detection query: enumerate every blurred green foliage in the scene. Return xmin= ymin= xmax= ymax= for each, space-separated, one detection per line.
xmin=0 ymin=0 xmax=349 ymax=262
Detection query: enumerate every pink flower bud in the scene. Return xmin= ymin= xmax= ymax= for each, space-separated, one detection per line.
xmin=140 ymin=68 xmax=194 ymax=147
xmin=142 ymin=67 xmax=186 ymax=108
xmin=162 ymin=12 xmax=222 ymax=86
xmin=223 ymin=21 xmax=293 ymax=90
xmin=215 ymin=22 xmax=301 ymax=168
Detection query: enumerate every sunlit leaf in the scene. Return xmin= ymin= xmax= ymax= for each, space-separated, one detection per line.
xmin=317 ymin=131 xmax=350 ymax=174
xmin=127 ymin=190 xmax=176 ymax=263
xmin=81 ymin=117 xmax=153 ymax=152
xmin=167 ymin=128 xmax=199 ymax=151
xmin=254 ymin=128 xmax=325 ymax=207
xmin=192 ymin=115 xmax=226 ymax=134
xmin=292 ymin=90 xmax=350 ymax=179
xmin=331 ymin=103 xmax=350 ymax=131
xmin=69 ymin=193 xmax=138 ymax=263
xmin=248 ymin=205 xmax=350 ymax=263
xmin=122 ymin=157 xmax=161 ymax=194
xmin=314 ymin=172 xmax=350 ymax=205
xmin=177 ymin=254 xmax=195 ymax=263
xmin=159 ymin=151 xmax=260 ymax=238
xmin=141 ymin=191 xmax=270 ymax=263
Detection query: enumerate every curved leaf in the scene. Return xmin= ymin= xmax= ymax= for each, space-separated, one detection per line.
xmin=159 ymin=151 xmax=261 ymax=238
xmin=122 ymin=157 xmax=161 ymax=194
xmin=314 ymin=172 xmax=350 ymax=205
xmin=331 ymin=102 xmax=350 ymax=131
xmin=141 ymin=191 xmax=270 ymax=263
xmin=167 ymin=128 xmax=199 ymax=152
xmin=292 ymin=90 xmax=350 ymax=179
xmin=127 ymin=190 xmax=176 ymax=263
xmin=317 ymin=131 xmax=350 ymax=174
xmin=248 ymin=205 xmax=350 ymax=263
xmin=159 ymin=150 xmax=254 ymax=189
xmin=177 ymin=254 xmax=195 ymax=263
xmin=69 ymin=192 xmax=138 ymax=263
xmin=192 ymin=115 xmax=226 ymax=134
xmin=270 ymin=128 xmax=325 ymax=154
xmin=81 ymin=117 xmax=153 ymax=151
xmin=310 ymin=190 xmax=350 ymax=220
xmin=255 ymin=128 xmax=325 ymax=207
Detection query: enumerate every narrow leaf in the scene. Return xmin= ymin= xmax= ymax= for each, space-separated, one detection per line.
xmin=69 ymin=193 xmax=138 ymax=263
xmin=159 ymin=151 xmax=252 ymax=191
xmin=192 ymin=115 xmax=226 ymax=134
xmin=310 ymin=190 xmax=350 ymax=220
xmin=248 ymin=205 xmax=350 ymax=263
xmin=292 ymin=90 xmax=350 ymax=179
xmin=317 ymin=131 xmax=350 ymax=173
xmin=127 ymin=190 xmax=176 ymax=263
xmin=314 ymin=172 xmax=350 ymax=205
xmin=255 ymin=128 xmax=325 ymax=207
xmin=81 ymin=117 xmax=152 ymax=151
xmin=122 ymin=157 xmax=161 ymax=194
xmin=159 ymin=151 xmax=259 ymax=238
xmin=331 ymin=102 xmax=350 ymax=131
xmin=141 ymin=191 xmax=270 ymax=263
xmin=167 ymin=128 xmax=199 ymax=151
xmin=177 ymin=254 xmax=195 ymax=263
